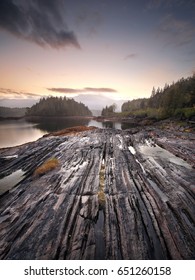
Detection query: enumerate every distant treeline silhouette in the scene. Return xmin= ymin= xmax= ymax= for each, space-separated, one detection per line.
xmin=26 ymin=96 xmax=92 ymax=117
xmin=0 ymin=107 xmax=26 ymax=118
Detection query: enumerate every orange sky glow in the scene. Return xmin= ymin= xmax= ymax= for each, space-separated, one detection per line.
xmin=0 ymin=0 xmax=194 ymax=109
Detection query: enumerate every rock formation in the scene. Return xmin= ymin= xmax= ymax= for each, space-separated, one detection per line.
xmin=0 ymin=127 xmax=194 ymax=259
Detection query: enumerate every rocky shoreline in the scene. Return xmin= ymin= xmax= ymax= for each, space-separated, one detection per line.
xmin=0 ymin=125 xmax=194 ymax=259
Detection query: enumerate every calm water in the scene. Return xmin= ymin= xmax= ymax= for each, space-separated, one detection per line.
xmin=0 ymin=117 xmax=133 ymax=148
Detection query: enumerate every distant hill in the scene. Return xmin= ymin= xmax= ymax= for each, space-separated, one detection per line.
xmin=74 ymin=94 xmax=127 ymax=112
xmin=0 ymin=107 xmax=27 ymax=118
xmin=26 ymin=96 xmax=92 ymax=117
xmin=122 ymin=75 xmax=195 ymax=120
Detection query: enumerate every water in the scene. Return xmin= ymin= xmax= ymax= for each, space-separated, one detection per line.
xmin=128 ymin=146 xmax=136 ymax=155
xmin=95 ymin=210 xmax=105 ymax=259
xmin=0 ymin=119 xmax=45 ymax=148
xmin=139 ymin=139 xmax=192 ymax=170
xmin=0 ymin=169 xmax=25 ymax=195
xmin=0 ymin=117 xmax=133 ymax=148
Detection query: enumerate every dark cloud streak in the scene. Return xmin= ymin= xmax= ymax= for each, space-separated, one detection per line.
xmin=0 ymin=0 xmax=80 ymax=49
xmin=84 ymin=87 xmax=117 ymax=93
xmin=124 ymin=53 xmax=137 ymax=60
xmin=48 ymin=87 xmax=117 ymax=94
xmin=47 ymin=88 xmax=83 ymax=94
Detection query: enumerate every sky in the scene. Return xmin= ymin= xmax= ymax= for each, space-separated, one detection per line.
xmin=0 ymin=0 xmax=195 ymax=109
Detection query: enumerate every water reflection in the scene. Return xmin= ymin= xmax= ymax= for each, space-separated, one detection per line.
xmin=139 ymin=140 xmax=192 ymax=169
xmin=102 ymin=121 xmax=121 ymax=129
xmin=0 ymin=119 xmax=45 ymax=148
xmin=0 ymin=117 xmax=139 ymax=148
xmin=88 ymin=120 xmax=121 ymax=129
xmin=27 ymin=117 xmax=90 ymax=132
xmin=0 ymin=169 xmax=25 ymax=195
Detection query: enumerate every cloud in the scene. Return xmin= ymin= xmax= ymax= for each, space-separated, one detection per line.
xmin=124 ymin=53 xmax=137 ymax=60
xmin=0 ymin=0 xmax=80 ymax=49
xmin=47 ymin=88 xmax=83 ymax=94
xmin=84 ymin=87 xmax=117 ymax=93
xmin=0 ymin=87 xmax=118 ymax=100
xmin=156 ymin=14 xmax=195 ymax=47
xmin=0 ymin=88 xmax=42 ymax=99
xmin=47 ymin=87 xmax=117 ymax=94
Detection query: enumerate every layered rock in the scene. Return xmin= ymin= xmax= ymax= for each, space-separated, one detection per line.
xmin=0 ymin=127 xmax=194 ymax=259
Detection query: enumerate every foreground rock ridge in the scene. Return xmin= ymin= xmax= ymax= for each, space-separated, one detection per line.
xmin=0 ymin=127 xmax=194 ymax=259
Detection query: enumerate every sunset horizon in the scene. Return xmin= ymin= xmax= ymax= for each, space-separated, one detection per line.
xmin=0 ymin=0 xmax=195 ymax=108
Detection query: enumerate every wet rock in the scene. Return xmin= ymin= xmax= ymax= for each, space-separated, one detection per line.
xmin=0 ymin=127 xmax=194 ymax=259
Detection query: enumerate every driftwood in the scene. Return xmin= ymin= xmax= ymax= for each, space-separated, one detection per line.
xmin=0 ymin=127 xmax=194 ymax=259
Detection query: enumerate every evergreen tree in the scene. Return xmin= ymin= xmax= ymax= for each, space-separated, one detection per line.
xmin=121 ymin=75 xmax=195 ymax=119
xmin=101 ymin=104 xmax=116 ymax=117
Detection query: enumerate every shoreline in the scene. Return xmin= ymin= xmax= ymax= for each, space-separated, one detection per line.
xmin=1 ymin=114 xmax=194 ymax=131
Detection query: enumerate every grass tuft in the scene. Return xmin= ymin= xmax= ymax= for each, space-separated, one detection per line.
xmin=45 ymin=126 xmax=96 ymax=137
xmin=98 ymin=190 xmax=105 ymax=209
xmin=34 ymin=158 xmax=59 ymax=176
xmin=98 ymin=163 xmax=106 ymax=209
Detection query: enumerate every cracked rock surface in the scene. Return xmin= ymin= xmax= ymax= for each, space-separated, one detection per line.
xmin=0 ymin=127 xmax=194 ymax=259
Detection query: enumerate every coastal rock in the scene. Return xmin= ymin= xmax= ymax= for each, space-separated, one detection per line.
xmin=0 ymin=127 xmax=194 ymax=259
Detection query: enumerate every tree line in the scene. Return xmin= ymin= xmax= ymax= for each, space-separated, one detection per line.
xmin=101 ymin=104 xmax=117 ymax=117
xmin=121 ymin=75 xmax=195 ymax=119
xmin=0 ymin=107 xmax=27 ymax=118
xmin=26 ymin=96 xmax=92 ymax=117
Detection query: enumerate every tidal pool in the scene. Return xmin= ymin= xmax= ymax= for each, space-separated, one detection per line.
xmin=139 ymin=140 xmax=192 ymax=170
xmin=0 ymin=169 xmax=25 ymax=195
